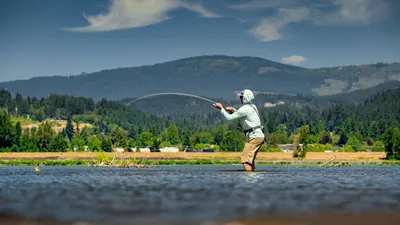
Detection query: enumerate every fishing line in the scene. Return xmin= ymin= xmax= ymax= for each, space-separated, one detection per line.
xmin=124 ymin=92 xmax=217 ymax=106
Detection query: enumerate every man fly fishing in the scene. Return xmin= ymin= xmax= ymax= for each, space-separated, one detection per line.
xmin=213 ymin=89 xmax=265 ymax=171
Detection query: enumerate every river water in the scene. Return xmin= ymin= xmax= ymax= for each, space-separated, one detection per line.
xmin=1 ymin=165 xmax=400 ymax=225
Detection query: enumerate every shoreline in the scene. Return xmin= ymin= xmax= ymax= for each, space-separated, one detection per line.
xmin=1 ymin=152 xmax=399 ymax=166
xmin=1 ymin=211 xmax=400 ymax=225
xmin=0 ymin=152 xmax=388 ymax=160
xmin=1 ymin=159 xmax=399 ymax=166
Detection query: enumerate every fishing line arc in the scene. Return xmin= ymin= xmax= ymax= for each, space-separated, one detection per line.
xmin=124 ymin=92 xmax=218 ymax=106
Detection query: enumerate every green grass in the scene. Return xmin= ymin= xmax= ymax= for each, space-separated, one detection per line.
xmin=0 ymin=159 xmax=89 ymax=166
xmin=10 ymin=116 xmax=40 ymax=126
xmin=381 ymin=161 xmax=400 ymax=166
xmin=1 ymin=159 xmax=399 ymax=167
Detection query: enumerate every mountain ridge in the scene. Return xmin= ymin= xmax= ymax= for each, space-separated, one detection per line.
xmin=1 ymin=55 xmax=399 ymax=100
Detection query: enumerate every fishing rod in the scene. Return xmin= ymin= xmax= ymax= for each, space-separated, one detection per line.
xmin=124 ymin=92 xmax=218 ymax=106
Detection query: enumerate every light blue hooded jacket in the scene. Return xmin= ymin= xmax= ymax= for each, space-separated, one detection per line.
xmin=220 ymin=89 xmax=265 ymax=140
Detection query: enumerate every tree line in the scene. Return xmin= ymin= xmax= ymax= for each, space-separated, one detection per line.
xmin=0 ymin=88 xmax=399 ymax=158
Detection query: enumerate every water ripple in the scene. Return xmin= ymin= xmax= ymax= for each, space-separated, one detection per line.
xmin=1 ymin=165 xmax=400 ymax=224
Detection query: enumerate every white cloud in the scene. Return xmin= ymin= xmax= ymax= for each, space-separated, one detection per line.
xmin=317 ymin=0 xmax=389 ymax=25
xmin=249 ymin=7 xmax=310 ymax=41
xmin=246 ymin=0 xmax=391 ymax=41
xmin=230 ymin=0 xmax=329 ymax=10
xmin=249 ymin=19 xmax=280 ymax=41
xmin=232 ymin=15 xmax=249 ymax=23
xmin=185 ymin=3 xmax=220 ymax=18
xmin=230 ymin=0 xmax=296 ymax=10
xmin=64 ymin=0 xmax=220 ymax=32
xmin=281 ymin=55 xmax=307 ymax=65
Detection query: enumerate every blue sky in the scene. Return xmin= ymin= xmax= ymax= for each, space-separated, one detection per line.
xmin=1 ymin=0 xmax=399 ymax=82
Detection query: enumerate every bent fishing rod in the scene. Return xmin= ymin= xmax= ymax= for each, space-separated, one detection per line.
xmin=124 ymin=92 xmax=218 ymax=106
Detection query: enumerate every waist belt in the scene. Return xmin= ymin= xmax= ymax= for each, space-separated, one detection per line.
xmin=243 ymin=125 xmax=264 ymax=134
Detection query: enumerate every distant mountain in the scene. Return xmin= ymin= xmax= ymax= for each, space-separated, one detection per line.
xmin=1 ymin=55 xmax=399 ymax=101
xmin=319 ymin=80 xmax=400 ymax=104
xmin=253 ymin=80 xmax=400 ymax=108
xmin=119 ymin=80 xmax=400 ymax=117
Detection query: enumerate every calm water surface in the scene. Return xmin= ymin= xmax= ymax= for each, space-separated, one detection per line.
xmin=1 ymin=165 xmax=400 ymax=225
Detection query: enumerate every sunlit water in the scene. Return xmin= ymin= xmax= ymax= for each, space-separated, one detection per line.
xmin=1 ymin=165 xmax=400 ymax=225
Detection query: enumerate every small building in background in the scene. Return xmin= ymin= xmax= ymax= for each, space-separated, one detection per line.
xmin=278 ymin=143 xmax=303 ymax=152
xmin=264 ymin=101 xmax=285 ymax=108
xmin=159 ymin=147 xmax=179 ymax=152
xmin=264 ymin=102 xmax=276 ymax=108
xmin=138 ymin=147 xmax=151 ymax=152
xmin=115 ymin=147 xmax=124 ymax=152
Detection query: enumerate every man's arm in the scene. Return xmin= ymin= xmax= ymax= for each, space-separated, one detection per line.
xmin=220 ymin=107 xmax=246 ymax=121
xmin=225 ymin=106 xmax=237 ymax=113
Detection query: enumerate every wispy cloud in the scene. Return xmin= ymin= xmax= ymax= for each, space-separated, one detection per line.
xmin=230 ymin=0 xmax=329 ymax=11
xmin=230 ymin=0 xmax=297 ymax=10
xmin=249 ymin=19 xmax=280 ymax=41
xmin=185 ymin=3 xmax=222 ymax=18
xmin=232 ymin=15 xmax=249 ymax=23
xmin=316 ymin=0 xmax=390 ymax=25
xmin=245 ymin=0 xmax=391 ymax=41
xmin=249 ymin=7 xmax=310 ymax=41
xmin=281 ymin=55 xmax=307 ymax=65
xmin=64 ymin=0 xmax=220 ymax=32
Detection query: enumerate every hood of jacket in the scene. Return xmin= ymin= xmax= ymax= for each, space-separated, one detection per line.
xmin=239 ymin=89 xmax=254 ymax=104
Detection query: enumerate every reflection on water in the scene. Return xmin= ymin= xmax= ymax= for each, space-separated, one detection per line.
xmin=0 ymin=165 xmax=400 ymax=225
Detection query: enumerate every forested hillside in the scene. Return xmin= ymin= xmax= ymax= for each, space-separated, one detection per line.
xmin=319 ymin=80 xmax=400 ymax=104
xmin=123 ymin=80 xmax=400 ymax=117
xmin=0 ymin=88 xmax=399 ymax=158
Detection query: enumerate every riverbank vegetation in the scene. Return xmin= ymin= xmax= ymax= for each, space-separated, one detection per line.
xmin=1 ymin=158 xmax=399 ymax=167
xmin=0 ymin=88 xmax=399 ymax=160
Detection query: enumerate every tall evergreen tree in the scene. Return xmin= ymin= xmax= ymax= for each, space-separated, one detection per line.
xmin=66 ymin=118 xmax=74 ymax=141
xmin=0 ymin=114 xmax=15 ymax=149
xmin=14 ymin=121 xmax=22 ymax=146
